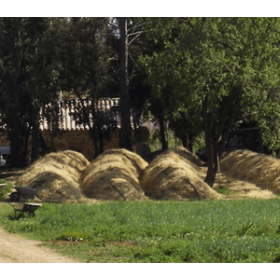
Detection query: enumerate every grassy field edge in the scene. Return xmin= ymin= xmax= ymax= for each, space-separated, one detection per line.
xmin=1 ymin=199 xmax=280 ymax=262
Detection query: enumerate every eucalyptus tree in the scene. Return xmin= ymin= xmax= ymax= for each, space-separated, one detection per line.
xmin=139 ymin=17 xmax=280 ymax=186
xmin=117 ymin=17 xmax=173 ymax=151
xmin=111 ymin=17 xmax=152 ymax=151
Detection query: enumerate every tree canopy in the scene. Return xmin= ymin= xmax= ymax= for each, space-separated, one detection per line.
xmin=139 ymin=17 xmax=280 ymax=185
xmin=0 ymin=18 xmax=61 ymax=166
xmin=1 ymin=17 xmax=280 ymax=188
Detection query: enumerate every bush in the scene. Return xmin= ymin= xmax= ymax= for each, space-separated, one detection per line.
xmin=0 ymin=179 xmax=13 ymax=199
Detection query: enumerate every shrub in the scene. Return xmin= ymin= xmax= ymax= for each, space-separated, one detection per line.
xmin=0 ymin=179 xmax=13 ymax=199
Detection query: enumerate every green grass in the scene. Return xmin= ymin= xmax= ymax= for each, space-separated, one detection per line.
xmin=147 ymin=130 xmax=183 ymax=152
xmin=147 ymin=129 xmax=205 ymax=154
xmin=1 ymin=199 xmax=280 ymax=262
xmin=215 ymin=186 xmax=238 ymax=196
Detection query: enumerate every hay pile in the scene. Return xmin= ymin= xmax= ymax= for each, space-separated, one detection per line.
xmin=101 ymin=148 xmax=148 ymax=176
xmin=213 ymin=172 xmax=276 ymax=199
xmin=81 ymin=149 xmax=149 ymax=201
xmin=220 ymin=149 xmax=280 ymax=193
xmin=16 ymin=150 xmax=90 ymax=202
xmin=169 ymin=146 xmax=205 ymax=167
xmin=140 ymin=147 xmax=223 ymax=200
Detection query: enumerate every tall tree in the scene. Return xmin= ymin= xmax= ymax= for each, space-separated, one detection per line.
xmin=119 ymin=17 xmax=133 ymax=151
xmin=57 ymin=17 xmax=113 ymax=158
xmin=139 ymin=17 xmax=280 ymax=186
xmin=0 ymin=18 xmax=60 ymax=166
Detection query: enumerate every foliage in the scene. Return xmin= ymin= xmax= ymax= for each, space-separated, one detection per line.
xmin=0 ymin=180 xmax=13 ymax=199
xmin=215 ymin=185 xmax=237 ymax=196
xmin=1 ymin=199 xmax=280 ymax=262
xmin=0 ymin=17 xmax=115 ymax=162
xmin=149 ymin=18 xmax=280 ymax=144
xmin=58 ymin=18 xmax=112 ymax=97
xmin=57 ymin=17 xmax=114 ymax=156
xmin=139 ymin=17 xmax=280 ymax=185
xmin=0 ymin=18 xmax=63 ymax=165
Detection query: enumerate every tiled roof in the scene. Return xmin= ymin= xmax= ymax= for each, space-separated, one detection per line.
xmin=40 ymin=98 xmax=121 ymax=131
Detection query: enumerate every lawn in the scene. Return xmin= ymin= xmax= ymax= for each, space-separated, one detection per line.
xmin=1 ymin=199 xmax=280 ymax=263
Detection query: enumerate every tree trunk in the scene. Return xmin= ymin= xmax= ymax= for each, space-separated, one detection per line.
xmin=92 ymin=128 xmax=100 ymax=159
xmin=180 ymin=133 xmax=187 ymax=149
xmin=119 ymin=17 xmax=132 ymax=151
xmin=23 ymin=125 xmax=30 ymax=163
xmin=31 ymin=105 xmax=40 ymax=162
xmin=92 ymin=103 xmax=102 ymax=159
xmin=8 ymin=106 xmax=26 ymax=167
xmin=203 ymin=95 xmax=217 ymax=187
xmin=204 ymin=123 xmax=217 ymax=187
xmin=218 ymin=85 xmax=242 ymax=155
xmin=159 ymin=112 xmax=168 ymax=151
xmin=186 ymin=133 xmax=193 ymax=152
xmin=92 ymin=116 xmax=104 ymax=158
xmin=97 ymin=122 xmax=104 ymax=155
xmin=39 ymin=131 xmax=49 ymax=154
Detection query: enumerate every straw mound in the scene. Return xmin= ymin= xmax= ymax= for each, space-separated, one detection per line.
xmin=58 ymin=150 xmax=90 ymax=171
xmin=213 ymin=172 xmax=276 ymax=199
xmin=101 ymin=148 xmax=148 ymax=175
xmin=140 ymin=149 xmax=223 ymax=200
xmin=81 ymin=149 xmax=148 ymax=201
xmin=16 ymin=150 xmax=90 ymax=202
xmin=220 ymin=149 xmax=280 ymax=193
xmin=167 ymin=146 xmax=205 ymax=167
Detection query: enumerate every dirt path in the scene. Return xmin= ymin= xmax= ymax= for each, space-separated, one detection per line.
xmin=0 ymin=227 xmax=79 ymax=263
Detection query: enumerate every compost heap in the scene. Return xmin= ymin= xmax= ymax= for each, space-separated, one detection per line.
xmin=140 ymin=147 xmax=223 ymax=200
xmin=220 ymin=149 xmax=280 ymax=194
xmin=16 ymin=150 xmax=90 ymax=202
xmin=81 ymin=149 xmax=149 ymax=201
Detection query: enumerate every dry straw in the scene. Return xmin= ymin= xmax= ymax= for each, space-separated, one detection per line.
xmin=140 ymin=147 xmax=223 ymax=200
xmin=220 ymin=149 xmax=280 ymax=193
xmin=212 ymin=172 xmax=276 ymax=199
xmin=101 ymin=148 xmax=148 ymax=175
xmin=16 ymin=150 xmax=90 ymax=203
xmin=81 ymin=149 xmax=148 ymax=201
xmin=168 ymin=146 xmax=205 ymax=168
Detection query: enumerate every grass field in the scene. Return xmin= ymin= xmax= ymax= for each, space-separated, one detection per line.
xmin=1 ymin=199 xmax=280 ymax=263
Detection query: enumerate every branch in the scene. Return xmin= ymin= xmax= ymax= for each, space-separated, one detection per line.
xmin=128 ymin=29 xmax=153 ymax=46
xmin=128 ymin=32 xmax=142 ymax=46
xmin=128 ymin=30 xmax=145 ymax=37
xmin=127 ymin=21 xmax=147 ymax=32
